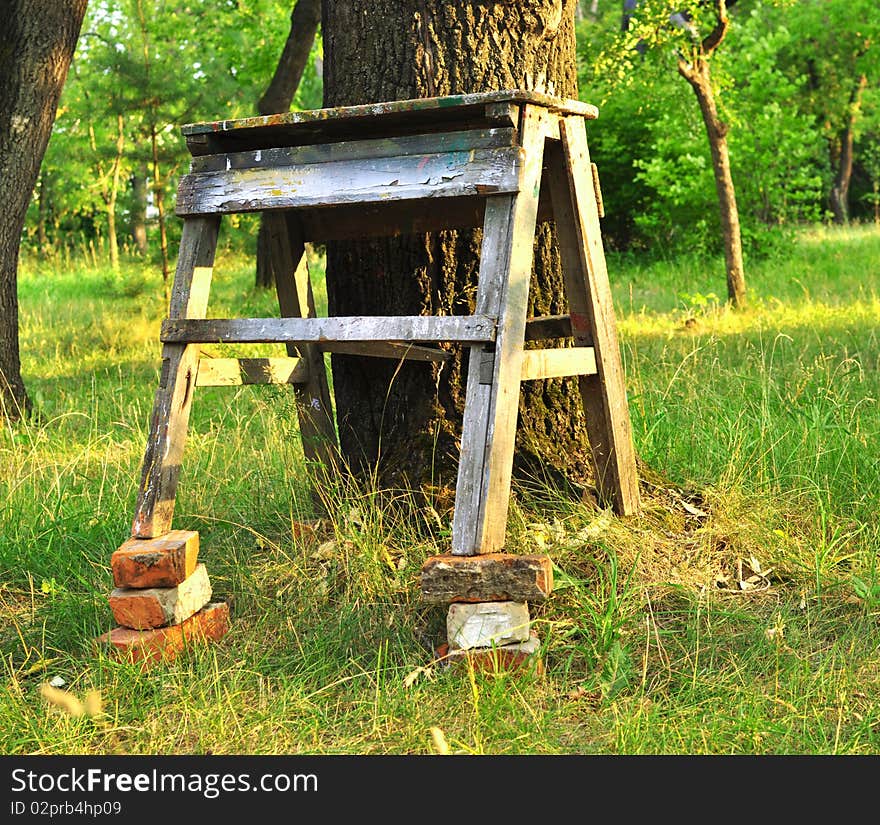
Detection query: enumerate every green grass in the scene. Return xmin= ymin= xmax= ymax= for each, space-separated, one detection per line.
xmin=2 ymin=224 xmax=879 ymax=755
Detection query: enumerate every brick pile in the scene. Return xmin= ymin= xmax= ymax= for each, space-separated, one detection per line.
xmin=420 ymin=553 xmax=552 ymax=674
xmin=95 ymin=530 xmax=229 ymax=665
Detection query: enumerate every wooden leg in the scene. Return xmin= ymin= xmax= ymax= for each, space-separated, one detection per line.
xmin=265 ymin=213 xmax=339 ymax=473
xmin=132 ymin=216 xmax=221 ymax=538
xmin=451 ymin=106 xmax=548 ymax=555
xmin=545 ymin=117 xmax=639 ymax=516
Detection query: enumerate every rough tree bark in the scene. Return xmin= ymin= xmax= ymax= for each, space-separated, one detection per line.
xmin=0 ymin=0 xmax=88 ymax=420
xmin=255 ymin=0 xmax=322 ymax=288
xmin=323 ymin=0 xmax=597 ymax=494
xmin=676 ymin=0 xmax=746 ymax=308
xmin=829 ymin=73 xmax=868 ymax=225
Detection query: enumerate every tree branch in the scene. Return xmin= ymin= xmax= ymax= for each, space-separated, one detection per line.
xmin=700 ymin=0 xmax=729 ymax=57
xmin=257 ymin=0 xmax=321 ymax=116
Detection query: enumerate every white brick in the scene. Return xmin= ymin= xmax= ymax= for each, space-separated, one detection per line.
xmin=447 ymin=601 xmax=530 ymax=650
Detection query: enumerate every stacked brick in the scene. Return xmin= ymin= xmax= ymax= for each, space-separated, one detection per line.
xmin=419 ymin=553 xmax=553 ymax=674
xmin=95 ymin=530 xmax=229 ymax=665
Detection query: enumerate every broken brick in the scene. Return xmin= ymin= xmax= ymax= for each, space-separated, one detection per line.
xmin=108 ymin=563 xmax=212 ymax=630
xmin=95 ymin=601 xmax=229 ymax=666
xmin=111 ymin=530 xmax=199 ymax=589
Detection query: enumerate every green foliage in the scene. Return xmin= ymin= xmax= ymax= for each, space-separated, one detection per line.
xmin=23 ymin=0 xmax=323 ymax=259
xmin=578 ymin=0 xmax=878 ymax=258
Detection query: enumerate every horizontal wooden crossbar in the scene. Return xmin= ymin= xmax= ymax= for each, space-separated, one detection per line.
xmin=176 ymin=146 xmax=523 ymax=216
xmin=524 ymin=314 xmax=573 ymax=341
xmin=520 ymin=347 xmax=597 ymax=381
xmin=196 ymin=357 xmax=308 ymax=386
xmin=318 ymin=341 xmax=451 ymax=362
xmin=161 ymin=316 xmax=497 ymax=345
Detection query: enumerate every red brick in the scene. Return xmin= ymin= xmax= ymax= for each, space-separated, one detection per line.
xmin=95 ymin=601 xmax=229 ymax=666
xmin=108 ymin=564 xmax=212 ymax=630
xmin=438 ymin=632 xmax=544 ymax=676
xmin=111 ymin=530 xmax=199 ymax=588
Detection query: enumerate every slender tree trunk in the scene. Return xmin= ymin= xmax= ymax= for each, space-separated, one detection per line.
xmin=829 ymin=73 xmax=867 ymax=225
xmin=255 ymin=0 xmax=322 ymax=289
xmin=130 ymin=166 xmax=149 ymax=255
xmin=679 ymin=57 xmax=746 ymax=308
xmin=323 ymin=0 xmax=594 ymax=492
xmin=0 ymin=0 xmax=88 ymax=421
xmin=36 ymin=173 xmax=50 ymax=259
xmin=107 ymin=113 xmax=125 ymax=270
xmin=151 ymin=128 xmax=170 ymax=288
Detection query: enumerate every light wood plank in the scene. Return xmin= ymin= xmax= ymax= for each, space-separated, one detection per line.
xmin=546 ymin=117 xmax=639 ymax=515
xmin=266 ymin=213 xmax=339 ymax=472
xmin=196 ymin=357 xmax=307 ymax=386
xmin=451 ymin=105 xmax=551 ymax=555
xmin=520 ymin=347 xmax=597 ymax=381
xmin=160 ymin=315 xmax=497 ymax=345
xmin=176 ymin=147 xmax=523 ymax=216
xmin=132 ymin=216 xmax=220 ymax=538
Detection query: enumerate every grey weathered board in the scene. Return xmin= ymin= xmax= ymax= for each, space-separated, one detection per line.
xmin=451 ymin=105 xmax=549 ymax=556
xmin=266 ymin=212 xmax=339 ymax=472
xmin=161 ymin=316 xmax=497 ymax=345
xmin=545 ymin=118 xmax=640 ymax=516
xmin=182 ymin=90 xmax=598 ymax=156
xmin=176 ymin=146 xmax=523 ymax=217
xmin=132 ymin=215 xmax=220 ymax=538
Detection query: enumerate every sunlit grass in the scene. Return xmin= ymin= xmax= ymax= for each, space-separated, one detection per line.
xmin=2 ymin=224 xmax=879 ymax=755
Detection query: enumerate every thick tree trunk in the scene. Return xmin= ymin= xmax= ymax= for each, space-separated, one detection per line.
xmin=323 ymin=0 xmax=595 ymax=492
xmin=679 ymin=58 xmax=746 ymax=308
xmin=0 ymin=0 xmax=88 ymax=420
xmin=255 ymin=0 xmax=322 ymax=289
xmin=130 ymin=166 xmax=149 ymax=256
xmin=829 ymin=73 xmax=867 ymax=225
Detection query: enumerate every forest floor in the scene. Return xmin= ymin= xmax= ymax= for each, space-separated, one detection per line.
xmin=2 ymin=223 xmax=879 ymax=754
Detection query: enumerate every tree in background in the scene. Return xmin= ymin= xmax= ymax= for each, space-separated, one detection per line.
xmin=255 ymin=0 xmax=322 ymax=288
xmin=322 ymin=0 xmax=598 ymax=494
xmin=0 ymin=0 xmax=89 ymax=421
xmin=614 ymin=0 xmax=746 ymax=306
xmin=776 ymin=0 xmax=877 ymax=225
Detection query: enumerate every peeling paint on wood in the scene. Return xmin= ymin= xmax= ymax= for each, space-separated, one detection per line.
xmin=176 ymin=147 xmax=523 ymax=216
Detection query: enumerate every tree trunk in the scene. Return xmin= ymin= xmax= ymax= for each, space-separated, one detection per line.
xmin=36 ymin=173 xmax=50 ymax=258
xmin=131 ymin=165 xmax=149 ymax=256
xmin=679 ymin=57 xmax=746 ymax=308
xmin=0 ymin=0 xmax=88 ymax=421
xmin=255 ymin=0 xmax=322 ymax=289
xmin=323 ymin=0 xmax=594 ymax=492
xmin=829 ymin=73 xmax=867 ymax=225
xmin=107 ymin=113 xmax=125 ymax=270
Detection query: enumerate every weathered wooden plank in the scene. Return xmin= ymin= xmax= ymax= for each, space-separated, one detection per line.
xmin=451 ymin=105 xmax=550 ymax=556
xmin=161 ymin=315 xmax=497 ymax=345
xmin=318 ymin=341 xmax=451 ymax=363
xmin=524 ymin=314 xmax=574 ymax=341
xmin=182 ymin=90 xmax=598 ymax=140
xmin=520 ymin=347 xmax=597 ymax=381
xmin=195 ymin=357 xmax=308 ymax=386
xmin=176 ymin=147 xmax=523 ymax=216
xmin=188 ymin=128 xmax=516 ymax=173
xmin=546 ymin=118 xmax=639 ymax=516
xmin=420 ymin=553 xmax=553 ymax=603
xmin=132 ymin=216 xmax=220 ymax=538
xmin=266 ymin=213 xmax=339 ymax=472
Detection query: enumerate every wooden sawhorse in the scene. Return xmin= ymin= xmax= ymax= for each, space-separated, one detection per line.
xmin=100 ymin=91 xmax=639 ymax=665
